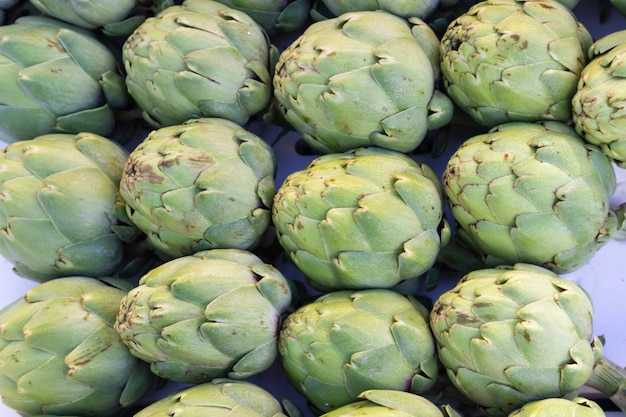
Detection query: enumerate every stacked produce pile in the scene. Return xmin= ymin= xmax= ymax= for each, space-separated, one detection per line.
xmin=0 ymin=0 xmax=625 ymax=416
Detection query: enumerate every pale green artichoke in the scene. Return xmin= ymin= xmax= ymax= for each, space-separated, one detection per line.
xmin=320 ymin=390 xmax=461 ymax=417
xmin=115 ymin=248 xmax=293 ymax=384
xmin=27 ymin=0 xmax=176 ymax=36
xmin=28 ymin=0 xmax=137 ymax=29
xmin=440 ymin=0 xmax=592 ymax=127
xmin=118 ymin=118 xmax=276 ymax=259
xmin=572 ymin=29 xmax=626 ymax=168
xmin=273 ymin=10 xmax=454 ymax=154
xmin=0 ymin=132 xmax=130 ymax=282
xmin=213 ymin=0 xmax=311 ymax=32
xmin=0 ymin=15 xmax=130 ymax=143
xmin=123 ymin=0 xmax=273 ymax=128
xmin=0 ymin=277 xmax=154 ymax=417
xmin=429 ymin=263 xmax=599 ymax=417
xmin=272 ymin=147 xmax=450 ymax=291
xmin=508 ymin=397 xmax=607 ymax=417
xmin=310 ymin=0 xmax=440 ymax=20
xmin=278 ymin=289 xmax=439 ymax=413
xmin=133 ymin=378 xmax=289 ymax=417
xmin=441 ymin=121 xmax=618 ymax=274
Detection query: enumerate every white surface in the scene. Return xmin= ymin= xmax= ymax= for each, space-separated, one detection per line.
xmin=0 ymin=0 xmax=625 ymax=416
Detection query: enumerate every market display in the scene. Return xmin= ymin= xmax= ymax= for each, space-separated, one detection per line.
xmin=0 ymin=1 xmax=624 ymax=417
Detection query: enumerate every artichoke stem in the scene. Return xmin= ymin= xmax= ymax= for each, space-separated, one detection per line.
xmin=611 ymin=203 xmax=626 ymax=240
xmin=585 ymin=355 xmax=626 ymax=413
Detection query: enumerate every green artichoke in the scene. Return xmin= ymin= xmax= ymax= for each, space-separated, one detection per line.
xmin=319 ymin=390 xmax=460 ymax=417
xmin=278 ymin=289 xmax=439 ymax=413
xmin=0 ymin=132 xmax=129 ymax=282
xmin=28 ymin=0 xmax=137 ymax=29
xmin=273 ymin=10 xmax=454 ymax=154
xmin=213 ymin=0 xmax=311 ymax=32
xmin=429 ymin=263 xmax=599 ymax=417
xmin=440 ymin=0 xmax=593 ymax=127
xmin=272 ymin=147 xmax=450 ymax=291
xmin=441 ymin=121 xmax=618 ymax=274
xmin=118 ymin=118 xmax=276 ymax=259
xmin=0 ymin=15 xmax=130 ymax=143
xmin=123 ymin=0 xmax=273 ymax=128
xmin=572 ymin=29 xmax=626 ymax=168
xmin=114 ymin=248 xmax=293 ymax=384
xmin=133 ymin=378 xmax=289 ymax=417
xmin=310 ymin=0 xmax=440 ymax=21
xmin=0 ymin=277 xmax=154 ymax=417
xmin=508 ymin=397 xmax=607 ymax=417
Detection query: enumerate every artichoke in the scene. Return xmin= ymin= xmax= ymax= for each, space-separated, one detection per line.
xmin=440 ymin=0 xmax=593 ymax=127
xmin=572 ymin=29 xmax=626 ymax=168
xmin=114 ymin=248 xmax=293 ymax=384
xmin=272 ymin=147 xmax=450 ymax=291
xmin=28 ymin=0 xmax=137 ymax=29
xmin=0 ymin=132 xmax=129 ymax=282
xmin=27 ymin=0 xmax=176 ymax=36
xmin=273 ymin=10 xmax=454 ymax=154
xmin=133 ymin=378 xmax=289 ymax=417
xmin=441 ymin=121 xmax=618 ymax=274
xmin=310 ymin=0 xmax=440 ymax=21
xmin=429 ymin=263 xmax=600 ymax=417
xmin=320 ymin=390 xmax=461 ymax=417
xmin=508 ymin=397 xmax=607 ymax=417
xmin=123 ymin=0 xmax=273 ymax=128
xmin=0 ymin=277 xmax=154 ymax=417
xmin=278 ymin=289 xmax=439 ymax=413
xmin=118 ymin=118 xmax=276 ymax=259
xmin=212 ymin=0 xmax=311 ymax=33
xmin=0 ymin=15 xmax=130 ymax=143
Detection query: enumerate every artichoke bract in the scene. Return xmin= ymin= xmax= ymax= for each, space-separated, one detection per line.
xmin=123 ymin=0 xmax=273 ymax=128
xmin=0 ymin=277 xmax=154 ymax=417
xmin=272 ymin=147 xmax=450 ymax=291
xmin=429 ymin=264 xmax=598 ymax=417
xmin=133 ymin=378 xmax=288 ymax=417
xmin=114 ymin=248 xmax=293 ymax=384
xmin=0 ymin=15 xmax=130 ymax=143
xmin=278 ymin=289 xmax=439 ymax=413
xmin=572 ymin=30 xmax=626 ymax=168
xmin=441 ymin=121 xmax=618 ymax=273
xmin=273 ymin=10 xmax=454 ymax=154
xmin=508 ymin=397 xmax=607 ymax=417
xmin=311 ymin=0 xmax=440 ymax=20
xmin=0 ymin=132 xmax=129 ymax=282
xmin=440 ymin=0 xmax=593 ymax=127
xmin=213 ymin=0 xmax=311 ymax=33
xmin=118 ymin=118 xmax=276 ymax=259
xmin=320 ymin=390 xmax=460 ymax=417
